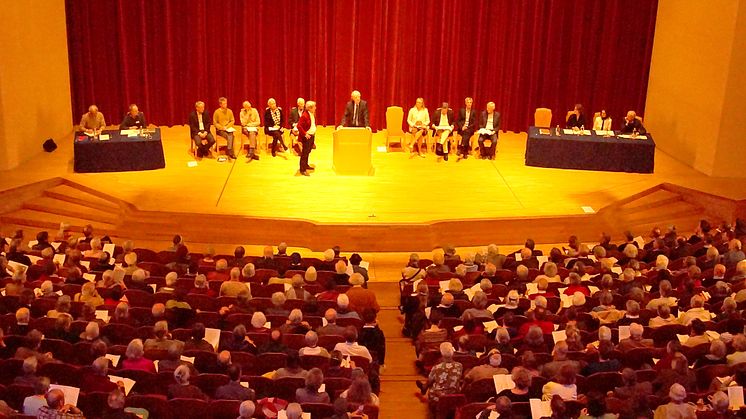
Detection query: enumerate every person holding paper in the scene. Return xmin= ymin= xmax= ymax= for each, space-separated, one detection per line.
xmin=429 ymin=102 xmax=455 ymax=162
xmin=213 ymin=97 xmax=237 ymax=159
xmin=215 ymin=365 xmax=256 ymax=401
xmin=455 ymin=97 xmax=477 ymax=160
xmin=463 ymin=349 xmax=508 ymax=384
xmin=296 ymin=100 xmax=317 ymax=176
xmin=477 ymin=101 xmax=500 ymax=159
xmin=81 ymin=357 xmax=119 ymax=393
xmin=119 ymin=104 xmax=146 ymax=130
xmin=264 ymin=98 xmax=288 ymax=157
xmin=188 ymin=101 xmax=216 ymax=158
xmin=406 ymin=97 xmax=430 ymax=157
xmin=592 ymin=109 xmax=612 ymax=131
xmin=496 ymin=367 xmax=532 ymax=403
xmin=80 ymin=105 xmax=106 ymax=136
xmin=338 ymin=90 xmax=370 ymax=128
xmin=416 ymin=342 xmax=462 ymax=412
xmin=240 ymin=101 xmax=261 ymax=161
xmin=37 ymin=389 xmax=85 ymax=419
xmin=620 ymin=110 xmax=647 ymax=134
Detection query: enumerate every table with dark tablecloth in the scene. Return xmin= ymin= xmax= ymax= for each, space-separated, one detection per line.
xmin=525 ymin=126 xmax=655 ymax=173
xmin=73 ymin=128 xmax=165 ymax=173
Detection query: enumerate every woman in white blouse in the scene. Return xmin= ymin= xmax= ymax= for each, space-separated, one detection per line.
xmin=406 ymin=97 xmax=430 ymax=158
xmin=592 ymin=109 xmax=613 ymax=131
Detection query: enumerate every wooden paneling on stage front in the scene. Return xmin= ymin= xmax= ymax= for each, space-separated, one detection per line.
xmin=1 ymin=126 xmax=745 ymax=251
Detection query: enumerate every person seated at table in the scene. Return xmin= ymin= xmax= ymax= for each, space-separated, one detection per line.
xmin=119 ymin=104 xmax=146 ymax=130
xmin=456 ymin=97 xmax=477 ymax=161
xmin=430 ymin=102 xmax=455 ymax=162
xmin=288 ymin=97 xmax=305 ymax=155
xmin=240 ymin=101 xmax=261 ymax=161
xmin=407 ymin=97 xmax=430 ymax=158
xmin=189 ymin=101 xmax=216 ymax=158
xmin=592 ymin=109 xmax=612 ymax=131
xmin=478 ymin=101 xmax=500 ymax=160
xmin=213 ymin=97 xmax=237 ymax=159
xmin=565 ymin=104 xmax=586 ymax=129
xmin=620 ymin=111 xmax=647 ymax=135
xmin=80 ymin=105 xmax=106 ymax=136
xmin=264 ymin=98 xmax=288 ymax=157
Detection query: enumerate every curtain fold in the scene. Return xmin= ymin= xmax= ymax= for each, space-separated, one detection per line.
xmin=65 ymin=0 xmax=658 ymax=131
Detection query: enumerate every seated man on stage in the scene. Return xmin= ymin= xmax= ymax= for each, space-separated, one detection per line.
xmin=288 ymin=98 xmax=305 ymax=155
xmin=478 ymin=102 xmax=500 ymax=160
xmin=80 ymin=105 xmax=106 ymax=137
xmin=213 ymin=97 xmax=237 ymax=159
xmin=296 ymin=101 xmax=317 ymax=177
xmin=338 ymin=90 xmax=369 ymax=129
xmin=430 ymin=102 xmax=455 ymax=162
xmin=407 ymin=97 xmax=430 ymax=158
xmin=120 ymin=104 xmax=146 ymax=130
xmin=188 ymin=101 xmax=216 ymax=159
xmin=240 ymin=101 xmax=261 ymax=161
xmin=264 ymin=98 xmax=288 ymax=157
xmin=456 ymin=97 xmax=476 ymax=161
xmin=620 ymin=111 xmax=647 ymax=135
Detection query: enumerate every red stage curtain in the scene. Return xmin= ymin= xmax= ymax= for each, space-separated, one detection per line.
xmin=65 ymin=0 xmax=657 ymax=132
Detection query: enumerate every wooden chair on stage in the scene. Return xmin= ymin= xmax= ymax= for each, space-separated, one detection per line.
xmin=385 ymin=106 xmax=405 ymax=151
xmin=534 ymin=107 xmax=552 ymax=127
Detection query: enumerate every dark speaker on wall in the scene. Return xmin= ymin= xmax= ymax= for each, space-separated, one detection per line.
xmin=42 ymin=138 xmax=57 ymax=152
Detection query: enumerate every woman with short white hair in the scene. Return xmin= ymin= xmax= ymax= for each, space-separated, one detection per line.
xmin=122 ymin=339 xmax=155 ymax=372
xmin=168 ymin=364 xmax=208 ymax=400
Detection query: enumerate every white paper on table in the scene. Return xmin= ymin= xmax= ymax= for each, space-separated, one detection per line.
xmin=51 ymin=242 xmax=62 ymax=250
xmin=618 ymin=326 xmax=631 ymax=342
xmin=153 ymin=360 xmax=159 ymax=372
xmin=594 ymin=130 xmax=615 ymax=137
xmin=95 ymin=310 xmax=111 ymax=323
xmin=103 ymin=243 xmax=116 ymax=257
xmin=438 ymin=280 xmax=451 ymax=294
xmin=244 ymin=126 xmax=258 ymax=132
xmin=530 ymin=398 xmax=552 ymax=419
xmin=493 ymin=374 xmax=516 ymax=394
xmin=28 ymin=255 xmax=42 ymax=264
xmin=552 ymin=330 xmax=567 ymax=343
xmin=120 ymin=129 xmax=139 ymax=136
xmin=278 ymin=411 xmax=311 ymax=419
xmin=677 ymin=334 xmax=689 ymax=344
xmin=80 ymin=260 xmax=90 ymax=270
xmin=53 ymin=254 xmax=66 ymax=265
xmin=525 ymin=283 xmax=538 ymax=295
xmin=225 ymin=127 xmax=236 ymax=133
xmin=83 ymin=273 xmax=97 ymax=282
xmin=318 ymin=383 xmax=326 ymax=393
xmin=105 ymin=353 xmax=121 ymax=368
xmin=108 ymin=375 xmax=135 ymax=395
xmin=619 ymin=134 xmax=648 ymax=140
xmin=7 ymin=260 xmax=28 ymax=274
xmin=268 ymin=126 xmax=280 ymax=131
xmin=483 ymin=320 xmax=499 ymax=333
xmin=562 ymin=129 xmax=574 ymax=135
xmin=180 ymin=356 xmax=195 ymax=364
xmin=49 ymin=384 xmax=80 ymax=406
xmin=99 ymin=134 xmax=111 ymax=141
xmin=729 ymin=386 xmax=745 ymax=409
xmin=28 ymin=240 xmax=38 ymax=248
xmin=240 ymin=381 xmax=250 ymax=388
xmin=149 ymin=284 xmax=157 ymax=293
xmin=536 ymin=255 xmax=548 ymax=265
xmin=205 ymin=327 xmax=221 ymax=351
xmin=515 ymin=253 xmax=523 ymax=262
xmin=633 ymin=236 xmax=645 ymax=248
xmin=611 ymin=267 xmax=623 ymax=275
xmin=580 ymin=130 xmax=592 ymax=135
xmin=424 ymin=307 xmax=432 ymax=319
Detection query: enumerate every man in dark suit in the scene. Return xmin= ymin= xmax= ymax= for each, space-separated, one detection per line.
xmin=120 ymin=104 xmax=147 ymax=130
xmin=188 ymin=101 xmax=215 ymax=158
xmin=456 ymin=97 xmax=477 ymax=160
xmin=263 ymin=98 xmax=288 ymax=157
xmin=430 ymin=102 xmax=455 ymax=162
xmin=620 ymin=111 xmax=647 ymax=134
xmin=338 ymin=90 xmax=369 ymax=128
xmin=478 ymin=101 xmax=500 ymax=160
xmin=296 ymin=101 xmax=317 ymax=176
xmin=288 ymin=97 xmax=305 ymax=154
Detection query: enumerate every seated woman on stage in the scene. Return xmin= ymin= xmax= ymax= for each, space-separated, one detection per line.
xmin=407 ymin=97 xmax=430 ymax=158
xmin=263 ymin=98 xmax=288 ymax=157
xmin=240 ymin=101 xmax=261 ymax=161
xmin=565 ymin=103 xmax=586 ymax=129
xmin=592 ymin=109 xmax=612 ymax=131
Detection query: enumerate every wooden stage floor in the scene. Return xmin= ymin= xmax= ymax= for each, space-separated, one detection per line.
xmin=2 ymin=126 xmax=744 ymax=224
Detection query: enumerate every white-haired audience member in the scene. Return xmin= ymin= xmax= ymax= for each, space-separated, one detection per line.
xmin=336 ymin=294 xmax=361 ymax=319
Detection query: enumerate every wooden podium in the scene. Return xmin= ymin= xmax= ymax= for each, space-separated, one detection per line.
xmin=332 ymin=127 xmax=373 ymax=176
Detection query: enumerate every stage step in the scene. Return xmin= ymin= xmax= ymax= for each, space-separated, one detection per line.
xmin=22 ymin=197 xmax=119 ymax=225
xmin=43 ymin=184 xmax=121 ymax=213
xmin=0 ymin=209 xmax=117 ymax=235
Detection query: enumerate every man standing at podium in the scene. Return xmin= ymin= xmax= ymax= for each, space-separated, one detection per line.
xmin=338 ymin=90 xmax=369 ymax=129
xmin=296 ymin=101 xmax=317 ymax=176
